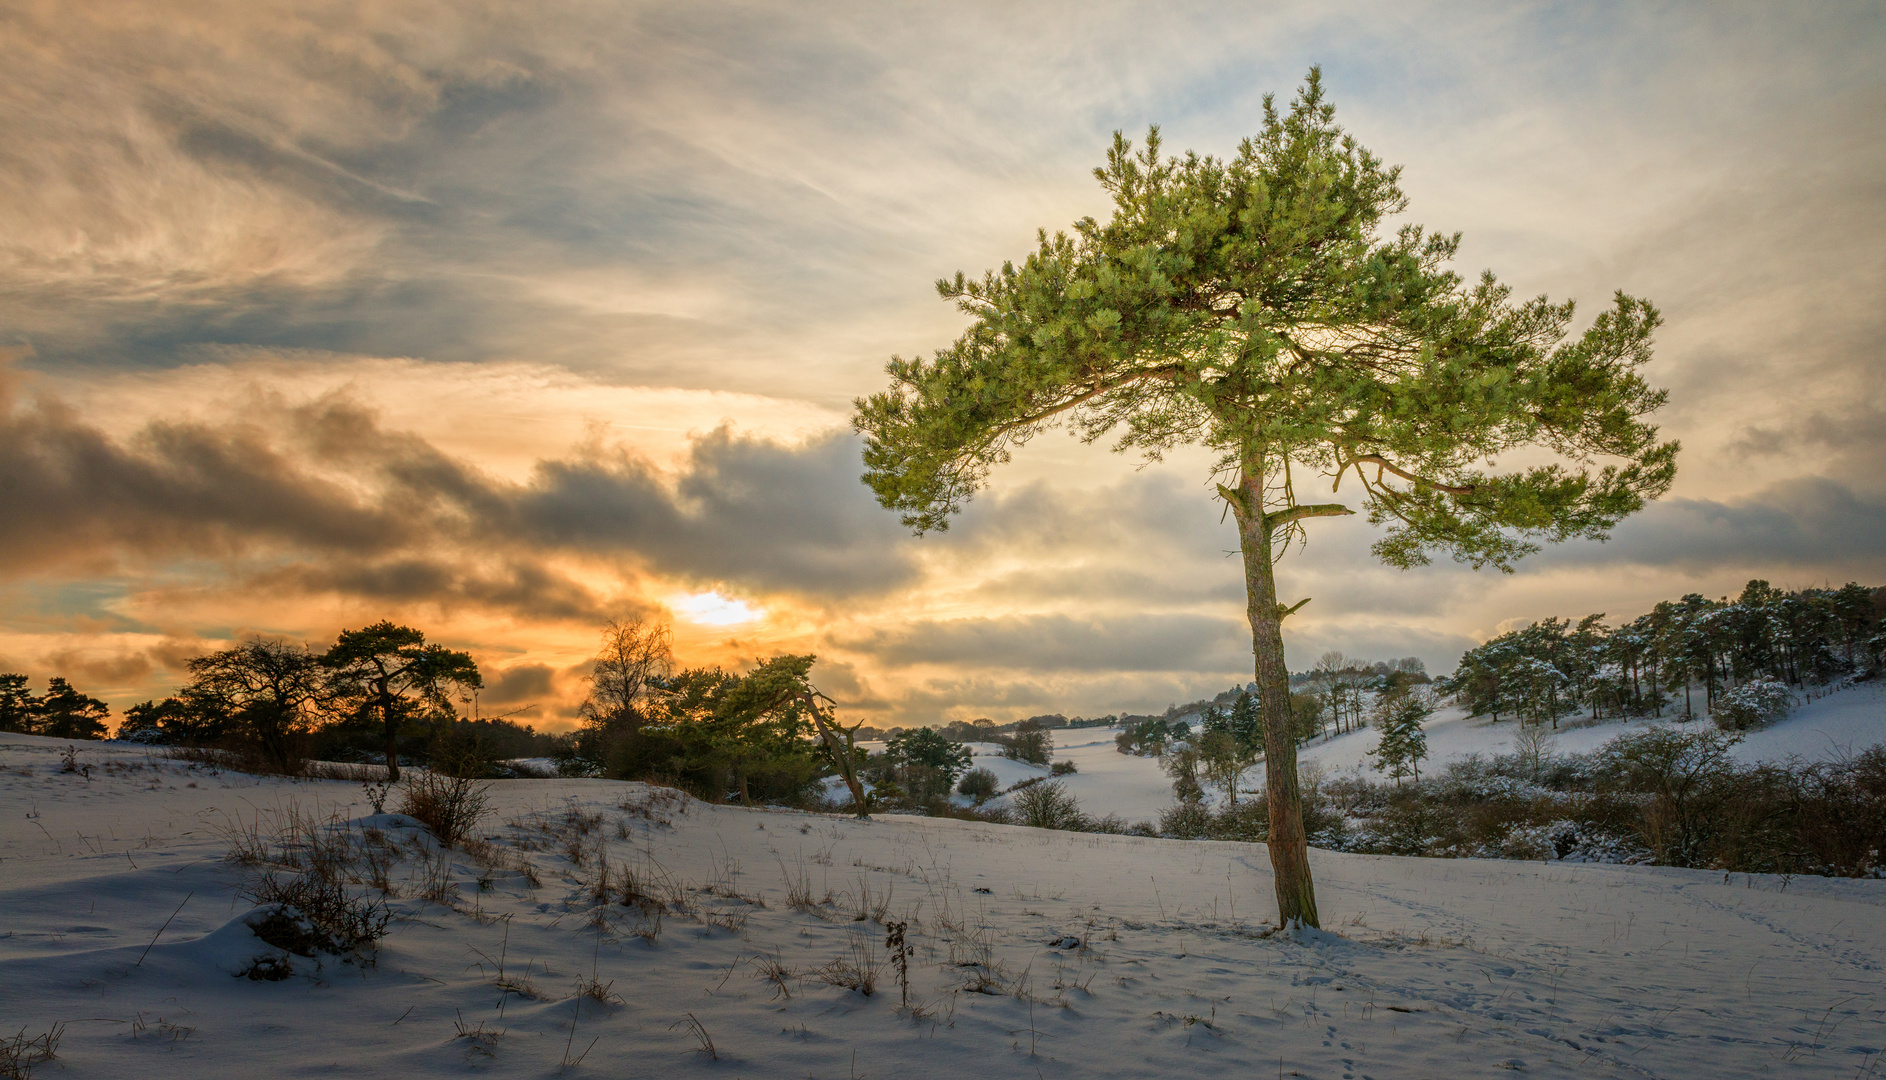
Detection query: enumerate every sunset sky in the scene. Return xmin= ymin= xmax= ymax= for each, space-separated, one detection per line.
xmin=3 ymin=1 xmax=1882 ymax=729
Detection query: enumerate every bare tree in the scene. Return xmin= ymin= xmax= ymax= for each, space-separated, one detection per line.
xmin=1312 ymin=651 xmax=1346 ymax=736
xmin=186 ymin=638 xmax=325 ymax=773
xmin=580 ymin=617 xmax=673 ymax=736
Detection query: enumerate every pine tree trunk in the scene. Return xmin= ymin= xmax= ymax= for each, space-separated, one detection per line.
xmin=381 ymin=690 xmax=401 ymax=783
xmin=1233 ymin=460 xmax=1320 ymax=929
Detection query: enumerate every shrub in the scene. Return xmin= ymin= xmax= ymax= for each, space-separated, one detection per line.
xmin=1049 ymin=760 xmax=1078 ymax=776
xmin=1598 ymin=726 xmax=1743 ymax=866
xmin=1789 ymin=747 xmax=1886 ymax=877
xmin=957 ymin=767 xmax=999 ymax=802
xmin=1157 ymin=799 xmax=1211 ymax=839
xmin=866 ymin=778 xmax=906 ymax=810
xmin=1012 ymin=780 xmax=1086 ymax=830
xmin=1714 ymin=679 xmax=1794 ymax=731
xmin=1001 ymin=719 xmax=1052 ymax=766
xmin=398 ymin=771 xmax=493 ymax=847
xmin=243 ymin=875 xmax=391 ymax=959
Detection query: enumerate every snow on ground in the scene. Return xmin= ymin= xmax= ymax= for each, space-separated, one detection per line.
xmin=1246 ymin=682 xmax=1886 ymax=793
xmin=1014 ymin=731 xmax=1176 ymax=824
xmin=956 ymin=736 xmax=1175 ymax=824
xmin=1734 ymin=680 xmax=1886 ymax=763
xmin=4 ymin=731 xmax=1884 ymax=1079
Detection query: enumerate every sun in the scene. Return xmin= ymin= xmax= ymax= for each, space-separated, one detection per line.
xmin=672 ymin=590 xmax=764 ymax=626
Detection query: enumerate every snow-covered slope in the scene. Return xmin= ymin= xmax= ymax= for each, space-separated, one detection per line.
xmin=1247 ymin=681 xmax=1886 ymax=791
xmin=3 ymin=731 xmax=1883 ymax=1079
xmin=880 ymin=682 xmax=1886 ymax=820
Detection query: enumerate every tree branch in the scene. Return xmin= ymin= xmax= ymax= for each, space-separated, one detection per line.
xmin=1263 ymin=502 xmax=1354 ymax=533
xmin=988 ymin=366 xmax=1187 ymax=440
xmin=1349 ymin=454 xmax=1475 ymax=496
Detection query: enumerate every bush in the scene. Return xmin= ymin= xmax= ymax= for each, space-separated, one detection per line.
xmin=398 ymin=771 xmax=493 ymax=847
xmin=1049 ymin=760 xmax=1078 ymax=776
xmin=1012 ymin=780 xmax=1086 ymax=831
xmin=1143 ymin=725 xmax=1882 ymax=879
xmin=243 ymin=874 xmax=391 ymax=959
xmin=1714 ymin=679 xmax=1794 ymax=731
xmin=1157 ymin=799 xmax=1211 ymax=839
xmin=1598 ymin=726 xmax=1743 ymax=866
xmin=1001 ymin=720 xmax=1052 ymax=766
xmin=957 ymin=767 xmax=999 ymax=803
xmin=1789 ymin=747 xmax=1886 ymax=877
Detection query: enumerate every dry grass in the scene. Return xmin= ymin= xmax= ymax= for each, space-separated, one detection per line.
xmin=703 ymin=908 xmax=750 ymax=935
xmin=0 ymin=1024 xmax=63 ymax=1079
xmin=669 ymin=1013 xmax=718 ymax=1060
xmin=409 ymin=846 xmax=461 ymax=909
xmin=847 ymin=872 xmax=893 ymax=924
xmin=752 ymin=951 xmax=798 ymax=1000
xmin=302 ymin=761 xmax=387 ymax=782
xmin=618 ymin=785 xmax=690 ymax=827
xmin=398 ymin=772 xmax=492 ymax=848
xmin=573 ymin=975 xmax=621 ymax=1005
xmin=452 ymin=1011 xmax=502 ymax=1058
xmin=811 ymin=929 xmax=883 ymax=996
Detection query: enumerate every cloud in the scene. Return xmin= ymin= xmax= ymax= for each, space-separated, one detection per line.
xmin=0 ymin=365 xmax=915 ymax=614
xmin=1538 ymin=479 xmax=1886 ymax=573
xmin=518 ymin=427 xmax=915 ymax=597
xmin=3 ymin=1 xmax=1883 ymax=725
xmin=836 ymin=612 xmax=1252 ymax=674
xmin=481 ymin=663 xmax=557 ymax=707
xmin=38 ymin=648 xmax=155 ymax=687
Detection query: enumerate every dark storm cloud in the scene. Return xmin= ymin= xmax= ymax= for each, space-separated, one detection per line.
xmin=1537 ymin=479 xmax=1886 ymax=573
xmin=0 ymin=378 xmax=417 ymax=569
xmin=251 ymin=559 xmax=612 ymax=624
xmin=481 ymin=663 xmax=558 ymax=707
xmin=519 ymin=427 xmax=915 ymax=596
xmin=0 ymin=368 xmax=916 ymax=611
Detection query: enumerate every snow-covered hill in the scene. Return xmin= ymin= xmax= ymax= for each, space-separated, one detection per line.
xmin=5 ymin=730 xmax=1882 ymax=1078
xmin=855 ymin=683 xmax=1886 ymax=824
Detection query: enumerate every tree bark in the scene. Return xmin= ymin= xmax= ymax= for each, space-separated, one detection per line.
xmin=379 ymin=685 xmax=401 ymax=783
xmin=802 ymin=690 xmax=869 ymax=817
xmin=1232 ymin=453 xmax=1321 ymax=929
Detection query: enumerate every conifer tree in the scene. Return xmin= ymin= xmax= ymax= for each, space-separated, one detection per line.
xmin=36 ymin=677 xmax=110 ymax=740
xmin=0 ymin=673 xmax=40 ymax=735
xmin=326 ymin=622 xmax=482 ymax=782
xmin=855 ymin=70 xmax=1676 ymax=926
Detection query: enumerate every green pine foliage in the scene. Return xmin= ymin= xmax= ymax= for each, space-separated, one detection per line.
xmin=856 ymin=68 xmax=1678 ymax=928
xmin=32 ymin=677 xmax=110 ymax=740
xmin=1367 ymin=688 xmax=1432 ymax=784
xmin=883 ymin=726 xmax=974 ymax=803
xmin=1441 ymin=580 xmax=1884 ymax=727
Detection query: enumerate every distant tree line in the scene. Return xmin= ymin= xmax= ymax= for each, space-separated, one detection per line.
xmin=1441 ymin=580 xmax=1886 ymax=728
xmin=0 ymin=675 xmax=112 ymax=740
xmin=854 ymin=711 xmax=1124 ymax=748
xmin=0 ymin=622 xmax=556 ymax=780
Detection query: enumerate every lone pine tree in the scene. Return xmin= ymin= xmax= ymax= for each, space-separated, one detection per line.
xmin=853 ymin=70 xmax=1677 ymax=927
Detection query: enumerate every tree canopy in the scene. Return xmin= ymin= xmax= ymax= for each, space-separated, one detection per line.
xmin=184 ymin=638 xmax=325 ymax=773
xmin=855 ymin=69 xmax=1677 ymax=927
xmin=326 ymin=621 xmax=482 ymax=781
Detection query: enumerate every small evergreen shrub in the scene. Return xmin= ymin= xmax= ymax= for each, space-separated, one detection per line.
xmin=957 ymin=767 xmax=999 ymax=802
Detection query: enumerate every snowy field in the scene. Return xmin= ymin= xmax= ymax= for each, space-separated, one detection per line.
xmin=909 ymin=682 xmax=1886 ymax=823
xmin=4 ymin=729 xmax=1884 ymax=1079
xmin=1251 ymin=680 xmax=1886 ymax=794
